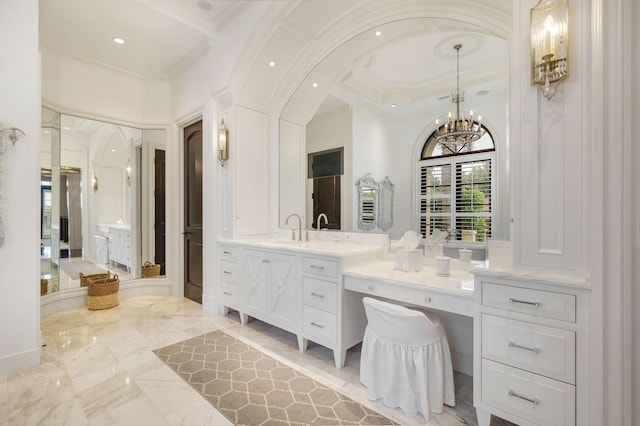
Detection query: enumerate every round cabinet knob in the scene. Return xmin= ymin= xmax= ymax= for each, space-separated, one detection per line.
xmin=368 ymin=285 xmax=374 ymax=291
xmin=424 ymin=297 xmax=431 ymax=303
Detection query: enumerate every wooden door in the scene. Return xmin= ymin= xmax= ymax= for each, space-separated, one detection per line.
xmin=154 ymin=149 xmax=166 ymax=275
xmin=184 ymin=121 xmax=203 ymax=303
xmin=312 ymin=176 xmax=341 ymax=229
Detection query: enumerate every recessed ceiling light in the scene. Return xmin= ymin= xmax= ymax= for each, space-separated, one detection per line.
xmin=63 ymin=126 xmax=70 ymax=130
xmin=375 ymin=31 xmax=382 ymax=37
xmin=111 ymin=148 xmax=116 ymax=152
xmin=113 ymin=37 xmax=125 ymax=45
xmin=391 ymin=104 xmax=397 ymax=108
xmin=312 ymin=82 xmax=319 ymax=88
xmin=44 ymin=130 xmax=50 ymax=134
xmin=268 ymin=61 xmax=276 ymax=68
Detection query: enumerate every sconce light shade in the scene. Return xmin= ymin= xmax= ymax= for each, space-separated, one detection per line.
xmin=530 ymin=0 xmax=568 ymax=100
xmin=126 ymin=160 xmax=132 ymax=187
xmin=92 ymin=174 xmax=99 ymax=191
xmin=218 ymin=119 xmax=229 ymax=166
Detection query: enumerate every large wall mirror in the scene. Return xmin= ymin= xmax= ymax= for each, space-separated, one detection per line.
xmin=279 ymin=17 xmax=509 ymax=241
xmin=40 ymin=107 xmax=167 ymax=295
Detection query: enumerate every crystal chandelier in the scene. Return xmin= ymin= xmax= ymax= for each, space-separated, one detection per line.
xmin=435 ymin=44 xmax=485 ymax=153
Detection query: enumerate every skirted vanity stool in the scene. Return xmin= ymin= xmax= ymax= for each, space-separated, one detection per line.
xmin=360 ymin=297 xmax=456 ymax=420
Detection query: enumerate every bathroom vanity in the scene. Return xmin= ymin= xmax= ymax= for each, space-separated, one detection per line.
xmin=217 ymin=236 xmax=385 ymax=368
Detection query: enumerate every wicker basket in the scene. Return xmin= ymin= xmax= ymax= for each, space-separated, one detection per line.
xmin=40 ymin=279 xmax=48 ymax=296
xmin=79 ymin=271 xmax=111 ymax=287
xmin=87 ymin=274 xmax=119 ymax=310
xmin=142 ymin=261 xmax=161 ymax=278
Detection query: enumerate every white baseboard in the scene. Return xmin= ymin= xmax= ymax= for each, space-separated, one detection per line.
xmin=0 ymin=346 xmax=41 ymax=376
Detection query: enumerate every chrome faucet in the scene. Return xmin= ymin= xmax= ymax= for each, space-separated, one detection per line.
xmin=285 ymin=213 xmax=303 ymax=241
xmin=316 ymin=213 xmax=328 ymax=230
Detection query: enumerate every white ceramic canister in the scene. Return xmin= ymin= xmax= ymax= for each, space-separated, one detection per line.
xmin=435 ymin=256 xmax=450 ymax=277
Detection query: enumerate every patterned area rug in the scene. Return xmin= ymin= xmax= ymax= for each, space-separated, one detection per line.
xmin=154 ymin=330 xmax=395 ymax=426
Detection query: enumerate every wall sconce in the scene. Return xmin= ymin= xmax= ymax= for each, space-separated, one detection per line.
xmin=530 ymin=0 xmax=568 ymax=100
xmin=126 ymin=160 xmax=131 ymax=187
xmin=218 ymin=118 xmax=229 ymax=166
xmin=92 ymin=174 xmax=98 ymax=191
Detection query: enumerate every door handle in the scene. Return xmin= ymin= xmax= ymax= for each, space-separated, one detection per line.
xmin=182 ymin=230 xmax=193 ymax=236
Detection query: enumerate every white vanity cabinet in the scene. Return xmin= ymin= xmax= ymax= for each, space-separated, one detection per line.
xmin=108 ymin=226 xmax=131 ymax=271
xmin=219 ymin=244 xmax=241 ymax=313
xmin=473 ymin=272 xmax=590 ymax=426
xmin=241 ymin=248 xmax=298 ymax=332
xmin=217 ymin=240 xmax=383 ymax=369
xmin=298 ymin=254 xmax=368 ymax=368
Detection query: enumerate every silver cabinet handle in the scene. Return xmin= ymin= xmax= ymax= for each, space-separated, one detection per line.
xmin=223 ymin=291 xmax=232 ymax=296
xmin=508 ymin=341 xmax=540 ymax=353
xmin=310 ymin=322 xmax=324 ymax=329
xmin=508 ymin=390 xmax=540 ymax=405
xmin=310 ymin=292 xmax=325 ymax=299
xmin=223 ymin=251 xmax=232 ymax=255
xmin=310 ymin=265 xmax=325 ymax=270
xmin=262 ymin=259 xmax=270 ymax=263
xmin=223 ymin=270 xmax=232 ymax=274
xmin=509 ymin=298 xmax=540 ymax=307
xmin=368 ymin=285 xmax=374 ymax=291
xmin=424 ymin=297 xmax=431 ymax=303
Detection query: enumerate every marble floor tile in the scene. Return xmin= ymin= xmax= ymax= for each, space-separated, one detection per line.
xmin=0 ymin=296 xmax=516 ymax=425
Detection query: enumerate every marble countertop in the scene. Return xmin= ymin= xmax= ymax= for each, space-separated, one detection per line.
xmin=218 ymin=237 xmax=385 ymax=258
xmin=470 ymin=263 xmax=591 ymax=289
xmin=343 ymin=260 xmax=475 ymax=298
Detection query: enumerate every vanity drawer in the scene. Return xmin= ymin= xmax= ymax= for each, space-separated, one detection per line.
xmin=220 ymin=281 xmax=239 ymax=307
xmin=482 ymin=282 xmax=576 ymax=322
xmin=219 ymin=260 xmax=238 ymax=284
xmin=302 ymin=306 xmax=337 ymax=346
xmin=302 ymin=257 xmax=338 ymax=279
xmin=481 ymin=359 xmax=575 ymax=426
xmin=303 ymin=277 xmax=337 ymax=314
xmin=344 ymin=275 xmax=474 ymax=317
xmin=482 ymin=314 xmax=575 ymax=384
xmin=219 ymin=244 xmax=240 ymax=260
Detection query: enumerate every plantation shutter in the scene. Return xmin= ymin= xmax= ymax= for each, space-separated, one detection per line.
xmin=419 ymin=164 xmax=452 ymax=236
xmin=455 ymin=159 xmax=492 ymax=241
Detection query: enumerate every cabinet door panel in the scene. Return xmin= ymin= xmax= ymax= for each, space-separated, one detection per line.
xmin=243 ymin=251 xmax=268 ymax=316
xmin=268 ymin=253 xmax=297 ymax=328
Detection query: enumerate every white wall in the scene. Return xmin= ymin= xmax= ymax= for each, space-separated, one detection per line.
xmin=41 ymin=47 xmax=171 ymax=125
xmin=0 ymin=0 xmax=41 ymax=375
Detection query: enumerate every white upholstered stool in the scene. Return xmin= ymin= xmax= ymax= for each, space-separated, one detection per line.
xmin=360 ymin=297 xmax=455 ymax=420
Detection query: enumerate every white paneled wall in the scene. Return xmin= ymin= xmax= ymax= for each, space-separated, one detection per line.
xmin=511 ymin=0 xmax=586 ymax=274
xmin=234 ymin=106 xmax=271 ymax=236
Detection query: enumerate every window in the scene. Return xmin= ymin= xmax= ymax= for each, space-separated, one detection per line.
xmin=418 ymin=128 xmax=495 ymax=243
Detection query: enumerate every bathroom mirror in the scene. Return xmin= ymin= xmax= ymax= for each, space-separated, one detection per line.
xmin=40 ymin=107 xmax=167 ymax=294
xmin=279 ymin=17 xmax=509 ymax=240
xmin=355 ymin=173 xmax=394 ymax=232
xmin=40 ymin=107 xmax=61 ymax=295
xmin=356 ymin=173 xmax=378 ymax=231
xmin=377 ymin=176 xmax=394 ymax=231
